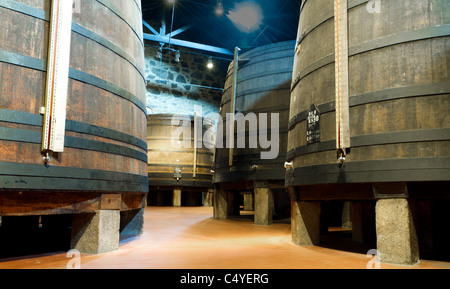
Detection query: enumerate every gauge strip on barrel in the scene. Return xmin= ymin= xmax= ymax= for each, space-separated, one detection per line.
xmin=334 ymin=0 xmax=351 ymax=156
xmin=193 ymin=112 xmax=198 ymax=178
xmin=229 ymin=47 xmax=240 ymax=167
xmin=41 ymin=0 xmax=73 ymax=153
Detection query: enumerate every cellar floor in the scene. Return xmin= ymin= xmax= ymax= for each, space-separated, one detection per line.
xmin=0 ymin=206 xmax=449 ymax=269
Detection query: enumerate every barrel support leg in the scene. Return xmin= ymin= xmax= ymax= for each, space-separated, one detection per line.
xmin=374 ymin=183 xmax=419 ymax=265
xmin=71 ymin=210 xmax=120 ymax=254
xmin=292 ymin=201 xmax=321 ymax=246
xmin=254 ymin=184 xmax=273 ymax=225
xmin=203 ymin=190 xmax=214 ymax=207
xmin=243 ymin=192 xmax=254 ymax=211
xmin=173 ymin=188 xmax=182 ymax=207
xmin=214 ymin=185 xmax=228 ymax=219
xmin=342 ymin=202 xmax=352 ymax=229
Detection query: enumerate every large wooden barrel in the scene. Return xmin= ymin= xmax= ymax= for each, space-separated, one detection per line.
xmin=213 ymin=41 xmax=295 ymax=224
xmin=287 ymin=0 xmax=450 ymax=186
xmin=0 ymin=0 xmax=147 ymax=216
xmin=147 ymin=114 xmax=215 ymax=206
xmin=287 ymin=0 xmax=450 ymax=263
xmin=214 ymin=41 xmax=295 ymax=185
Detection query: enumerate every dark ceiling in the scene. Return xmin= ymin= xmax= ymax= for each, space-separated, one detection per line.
xmin=141 ymin=0 xmax=301 ymax=55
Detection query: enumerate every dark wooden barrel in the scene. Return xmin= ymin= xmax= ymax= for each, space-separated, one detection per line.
xmin=0 ymin=0 xmax=147 ymax=216
xmin=286 ymin=0 xmax=450 ymax=262
xmin=147 ymin=114 xmax=215 ymax=191
xmin=287 ymin=0 xmax=450 ymax=187
xmin=214 ymin=41 xmax=295 ymax=186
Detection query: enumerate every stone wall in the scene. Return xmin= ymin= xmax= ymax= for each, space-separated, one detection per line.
xmin=144 ymin=45 xmax=229 ymax=121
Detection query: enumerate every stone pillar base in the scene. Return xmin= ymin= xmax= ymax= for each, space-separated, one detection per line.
xmin=292 ymin=201 xmax=321 ymax=246
xmin=254 ymin=188 xmax=273 ymax=225
xmin=214 ymin=186 xmax=228 ymax=219
xmin=173 ymin=189 xmax=182 ymax=207
xmin=243 ymin=192 xmax=254 ymax=211
xmin=376 ymin=198 xmax=420 ymax=265
xmin=342 ymin=202 xmax=352 ymax=229
xmin=203 ymin=191 xmax=213 ymax=207
xmin=71 ymin=210 xmax=120 ymax=254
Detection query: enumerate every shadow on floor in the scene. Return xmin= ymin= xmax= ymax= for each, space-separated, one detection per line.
xmin=227 ymin=211 xmax=291 ymax=225
xmin=227 ymin=214 xmax=254 ymax=223
xmin=318 ymin=229 xmax=374 ymax=255
xmin=0 ymin=216 xmax=72 ymax=260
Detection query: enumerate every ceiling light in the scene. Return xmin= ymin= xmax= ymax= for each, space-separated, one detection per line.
xmin=227 ymin=2 xmax=263 ymax=33
xmin=175 ymin=50 xmax=181 ymax=62
xmin=215 ymin=0 xmax=224 ymax=16
xmin=167 ymin=0 xmax=175 ymax=5
xmin=207 ymin=57 xmax=214 ymax=69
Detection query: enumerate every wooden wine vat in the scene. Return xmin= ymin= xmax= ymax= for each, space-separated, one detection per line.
xmin=287 ymin=0 xmax=450 ymax=264
xmin=147 ymin=114 xmax=215 ymax=206
xmin=0 ymin=0 xmax=147 ymax=254
xmin=214 ymin=41 xmax=295 ymax=224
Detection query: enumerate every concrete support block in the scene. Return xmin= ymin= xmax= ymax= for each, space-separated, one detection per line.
xmin=203 ymin=191 xmax=214 ymax=207
xmin=342 ymin=202 xmax=352 ymax=229
xmin=292 ymin=201 xmax=321 ymax=246
xmin=120 ymin=209 xmax=144 ymax=237
xmin=376 ymin=198 xmax=420 ymax=265
xmin=71 ymin=210 xmax=120 ymax=254
xmin=243 ymin=192 xmax=254 ymax=211
xmin=173 ymin=189 xmax=182 ymax=207
xmin=214 ymin=187 xmax=228 ymax=219
xmin=254 ymin=188 xmax=273 ymax=225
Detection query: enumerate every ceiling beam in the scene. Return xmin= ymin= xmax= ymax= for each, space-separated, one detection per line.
xmin=142 ymin=20 xmax=159 ymax=35
xmin=143 ymin=33 xmax=233 ymax=56
xmin=167 ymin=24 xmax=193 ymax=38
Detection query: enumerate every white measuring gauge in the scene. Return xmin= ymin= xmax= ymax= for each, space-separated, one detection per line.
xmin=334 ymin=0 xmax=350 ymax=157
xmin=42 ymin=0 xmax=73 ymax=153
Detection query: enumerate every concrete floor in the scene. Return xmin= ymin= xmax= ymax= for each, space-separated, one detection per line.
xmin=0 ymin=206 xmax=449 ymax=269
